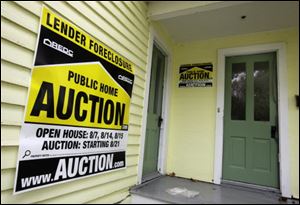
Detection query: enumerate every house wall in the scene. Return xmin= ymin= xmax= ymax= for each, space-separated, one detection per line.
xmin=1 ymin=1 xmax=149 ymax=203
xmin=166 ymin=27 xmax=299 ymax=198
xmin=1 ymin=1 xmax=299 ymax=202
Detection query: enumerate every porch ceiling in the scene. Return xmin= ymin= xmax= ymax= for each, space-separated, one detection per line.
xmin=147 ymin=1 xmax=299 ymax=42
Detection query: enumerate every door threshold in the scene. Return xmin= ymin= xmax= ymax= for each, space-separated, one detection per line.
xmin=142 ymin=172 xmax=161 ymax=184
xmin=222 ymin=180 xmax=280 ymax=193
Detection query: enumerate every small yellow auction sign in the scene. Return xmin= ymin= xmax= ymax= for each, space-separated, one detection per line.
xmin=178 ymin=63 xmax=213 ymax=87
xmin=14 ymin=7 xmax=134 ymax=194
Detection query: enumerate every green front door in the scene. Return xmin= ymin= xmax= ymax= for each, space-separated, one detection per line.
xmin=222 ymin=52 xmax=279 ymax=188
xmin=142 ymin=44 xmax=165 ymax=179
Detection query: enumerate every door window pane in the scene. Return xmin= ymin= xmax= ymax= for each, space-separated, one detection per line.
xmin=254 ymin=62 xmax=269 ymax=121
xmin=231 ymin=63 xmax=246 ymax=120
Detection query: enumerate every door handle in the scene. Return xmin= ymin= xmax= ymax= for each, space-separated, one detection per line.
xmin=271 ymin=126 xmax=277 ymax=139
xmin=158 ymin=116 xmax=163 ymax=127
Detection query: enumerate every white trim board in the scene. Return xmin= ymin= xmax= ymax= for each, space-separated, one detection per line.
xmin=136 ymin=28 xmax=154 ymax=185
xmin=137 ymin=26 xmax=172 ymax=184
xmin=213 ymin=43 xmax=291 ymax=198
xmin=148 ymin=1 xmax=251 ymax=21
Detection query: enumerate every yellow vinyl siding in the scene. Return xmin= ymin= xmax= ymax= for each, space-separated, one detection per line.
xmin=1 ymin=1 xmax=149 ymax=203
xmin=86 ymin=188 xmax=130 ymax=204
xmin=101 ymin=2 xmax=148 ymax=46
xmin=1 ymin=60 xmax=32 ymax=88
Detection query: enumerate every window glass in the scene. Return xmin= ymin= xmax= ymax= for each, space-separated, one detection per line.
xmin=254 ymin=61 xmax=270 ymax=121
xmin=231 ymin=63 xmax=246 ymax=120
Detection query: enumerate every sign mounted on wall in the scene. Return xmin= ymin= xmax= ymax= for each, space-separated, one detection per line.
xmin=14 ymin=7 xmax=134 ymax=194
xmin=178 ymin=63 xmax=213 ymax=87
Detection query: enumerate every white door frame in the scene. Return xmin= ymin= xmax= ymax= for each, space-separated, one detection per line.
xmin=213 ymin=43 xmax=291 ymax=198
xmin=137 ymin=26 xmax=172 ymax=184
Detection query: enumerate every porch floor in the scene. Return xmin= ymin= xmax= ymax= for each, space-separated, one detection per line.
xmin=130 ymin=176 xmax=299 ymax=204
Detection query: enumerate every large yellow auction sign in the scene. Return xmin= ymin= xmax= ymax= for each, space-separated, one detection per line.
xmin=14 ymin=7 xmax=134 ymax=194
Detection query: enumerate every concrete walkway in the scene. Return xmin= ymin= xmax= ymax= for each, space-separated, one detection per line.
xmin=130 ymin=176 xmax=299 ymax=204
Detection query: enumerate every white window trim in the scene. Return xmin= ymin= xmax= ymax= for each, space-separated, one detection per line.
xmin=213 ymin=43 xmax=291 ymax=198
xmin=137 ymin=26 xmax=172 ymax=184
